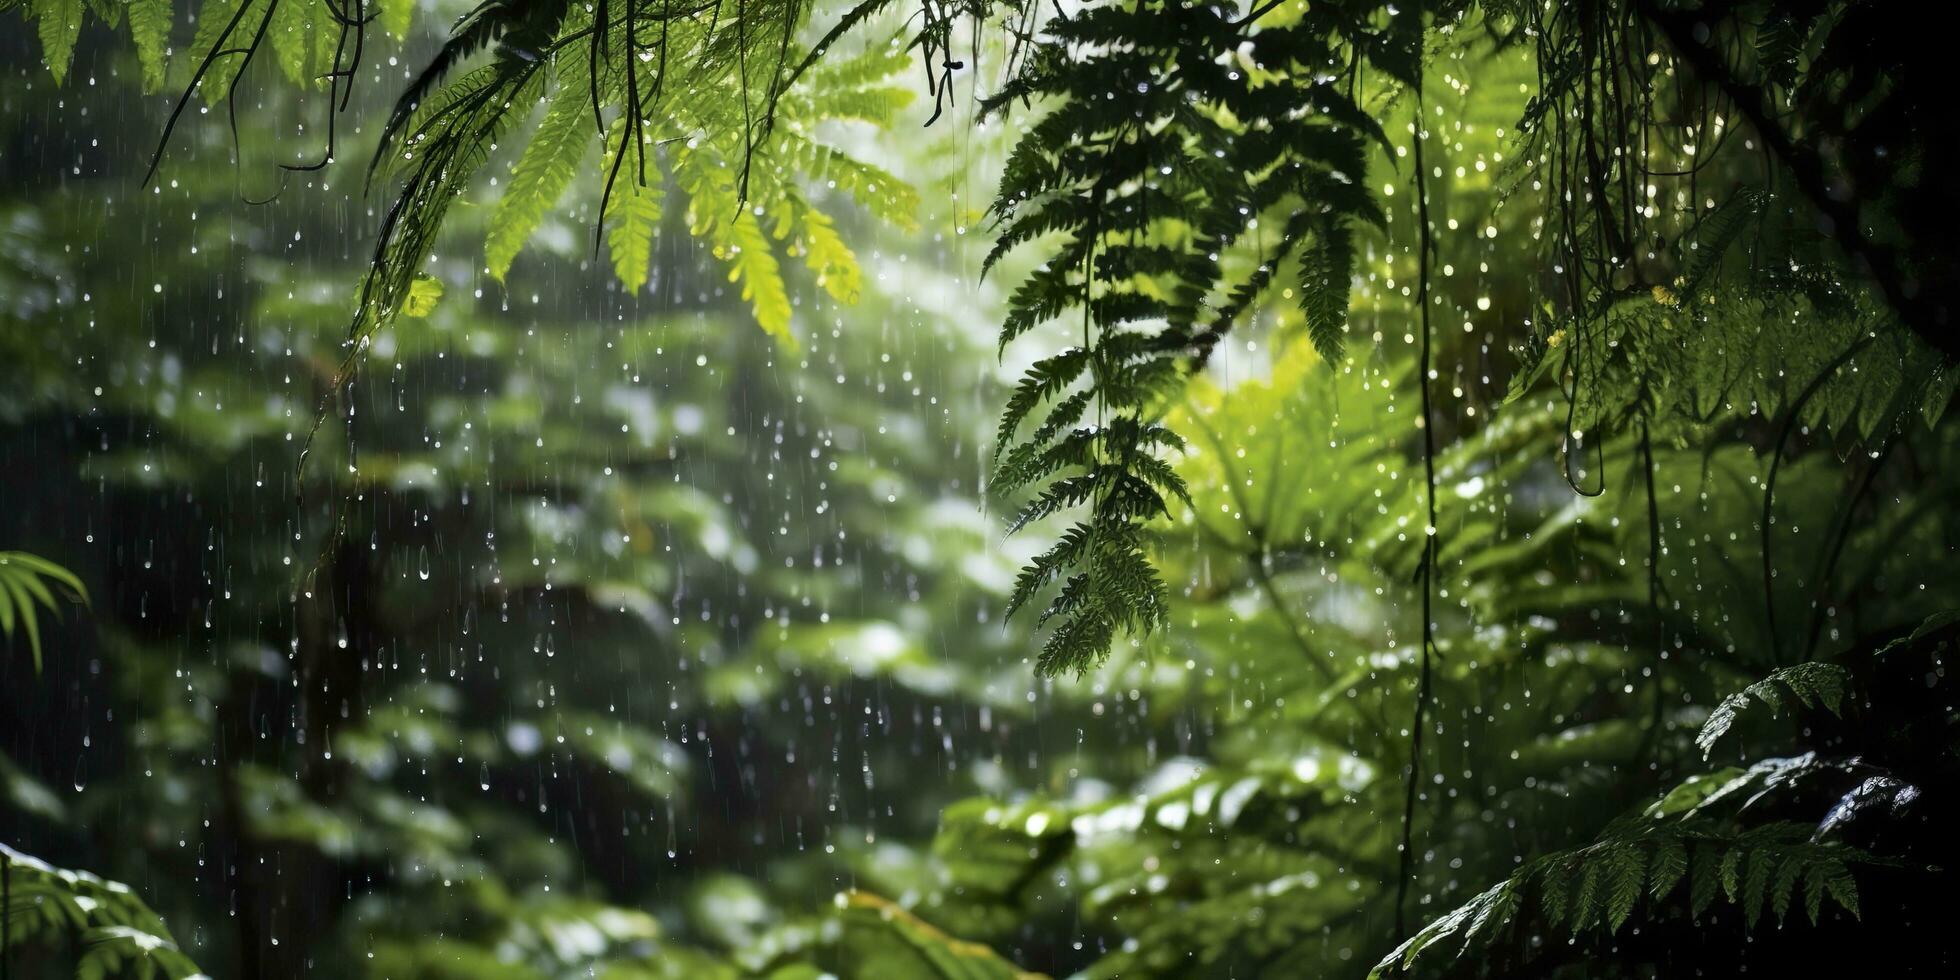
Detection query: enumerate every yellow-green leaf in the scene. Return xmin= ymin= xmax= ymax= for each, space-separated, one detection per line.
xmin=678 ymin=149 xmax=796 ymax=346
xmin=603 ymin=123 xmax=665 ymax=295
xmin=402 ymin=274 xmax=444 ymax=318
xmin=792 ymin=200 xmax=860 ymax=305
xmin=486 ymin=82 xmax=594 ymax=281
xmin=721 ymin=208 xmax=795 ymax=345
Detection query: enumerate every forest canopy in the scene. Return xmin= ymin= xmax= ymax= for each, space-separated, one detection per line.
xmin=2 ymin=0 xmax=1956 ymax=978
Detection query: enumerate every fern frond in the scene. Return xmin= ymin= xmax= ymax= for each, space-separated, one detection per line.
xmin=486 ymin=68 xmax=601 ymax=281
xmin=31 ymin=0 xmax=83 ymax=85
xmin=125 ymin=0 xmax=172 ymax=92
xmin=983 ymin=0 xmax=1412 ymax=673
xmin=1298 ymin=218 xmax=1357 ymax=364
xmin=0 ymin=551 xmax=87 ymax=673
xmin=995 ymin=348 xmax=1092 ymax=461
xmin=186 ymin=0 xmax=253 ymax=105
xmin=1697 ymin=662 xmax=1851 ymax=758
xmin=602 ymin=122 xmax=666 ymax=295
xmin=0 ymin=842 xmax=201 ymax=979
xmin=268 ymin=0 xmax=341 ymax=90
xmin=790 ymin=197 xmax=860 ymax=304
xmin=1373 ymin=821 xmax=1877 ymax=978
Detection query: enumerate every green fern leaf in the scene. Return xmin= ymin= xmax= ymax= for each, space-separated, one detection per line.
xmin=1298 ymin=220 xmax=1355 ymax=363
xmin=1573 ymin=855 xmax=1604 ymax=930
xmin=0 ymin=552 xmax=87 ymax=673
xmin=995 ymin=348 xmax=1091 ymax=462
xmin=486 ymin=81 xmax=595 ymax=281
xmin=792 ymin=199 xmax=860 ymax=305
xmin=1803 ymin=860 xmax=1828 ymax=924
xmin=1690 ymin=843 xmax=1722 ymax=919
xmin=1006 ymin=525 xmax=1094 ymax=621
xmin=189 ymin=0 xmax=249 ymax=104
xmin=722 ymin=207 xmax=796 ymax=344
xmin=669 ymin=136 xmax=798 ymax=344
xmin=1648 ymin=836 xmax=1687 ymax=901
xmin=1771 ymin=855 xmax=1804 ymax=924
xmin=781 ymin=135 xmax=918 ymax=231
xmin=1719 ymin=846 xmax=1743 ymax=905
xmin=1742 ymin=849 xmax=1772 ymax=928
xmin=125 ymin=0 xmax=170 ymax=93
xmin=1604 ymin=845 xmax=1646 ymax=933
xmin=1697 ymin=663 xmax=1852 ymax=757
xmin=1821 ymin=860 xmax=1860 ymax=919
xmin=33 ymin=0 xmax=84 ymax=84
xmin=1463 ymin=880 xmax=1520 ymax=943
xmin=1539 ymin=859 xmax=1570 ymax=927
xmin=268 ymin=0 xmax=310 ymax=87
xmin=602 ymin=125 xmax=665 ymax=295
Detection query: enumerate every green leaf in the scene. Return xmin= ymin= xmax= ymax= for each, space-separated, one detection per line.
xmin=1771 ymin=855 xmax=1804 ymax=924
xmin=718 ymin=207 xmax=795 ymax=345
xmin=1821 ymin=861 xmax=1860 ymax=919
xmin=1572 ymin=855 xmax=1604 ymax=929
xmin=1298 ymin=219 xmax=1354 ymax=363
xmin=269 ymin=0 xmax=338 ymax=89
xmin=125 ymin=0 xmax=171 ymax=92
xmin=831 ymin=890 xmax=1038 ymax=979
xmin=602 ymin=125 xmax=665 ymax=296
xmin=1742 ymin=849 xmax=1772 ymax=927
xmin=33 ymin=0 xmax=84 ymax=84
xmin=0 ymin=552 xmax=87 ymax=673
xmin=1604 ymin=845 xmax=1646 ymax=932
xmin=1719 ymin=846 xmax=1743 ymax=904
xmin=1646 ymin=767 xmax=1745 ymax=818
xmin=402 ymin=274 xmax=444 ymax=318
xmin=1690 ymin=843 xmax=1722 ymax=918
xmin=0 ymin=842 xmax=200 ymax=978
xmin=793 ymin=201 xmax=860 ymax=305
xmin=487 ymin=80 xmax=595 ymax=281
xmin=1697 ymin=663 xmax=1852 ymax=757
xmin=1803 ymin=861 xmax=1829 ymax=924
xmin=1647 ymin=836 xmax=1687 ymax=901
xmin=189 ymin=0 xmax=248 ymax=104
xmin=672 ymin=143 xmax=797 ymax=346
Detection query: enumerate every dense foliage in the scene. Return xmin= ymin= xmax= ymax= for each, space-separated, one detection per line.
xmin=3 ymin=1 xmax=1955 ymax=977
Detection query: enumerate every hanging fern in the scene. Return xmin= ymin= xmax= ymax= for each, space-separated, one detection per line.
xmin=678 ymin=154 xmax=799 ymax=344
xmin=0 ymin=0 xmax=923 ymax=352
xmin=601 ymin=120 xmax=668 ymax=294
xmin=1502 ymin=192 xmax=1951 ymax=448
xmin=982 ymin=0 xmax=1419 ymax=674
xmin=29 ymin=0 xmax=83 ymax=85
xmin=356 ymin=3 xmax=917 ymax=345
xmin=124 ymin=0 xmax=172 ymax=92
xmin=266 ymin=0 xmax=345 ymax=89
xmin=485 ymin=63 xmax=598 ymax=281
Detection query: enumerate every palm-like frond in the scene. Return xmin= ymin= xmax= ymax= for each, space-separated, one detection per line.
xmin=0 ymin=551 xmax=86 ymax=672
